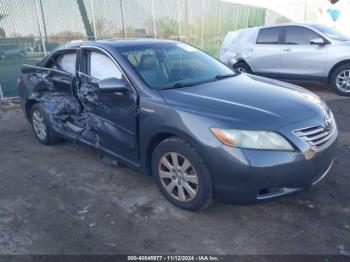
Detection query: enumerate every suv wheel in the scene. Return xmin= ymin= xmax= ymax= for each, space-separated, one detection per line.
xmin=330 ymin=63 xmax=350 ymax=96
xmin=233 ymin=62 xmax=252 ymax=74
xmin=152 ymin=137 xmax=213 ymax=211
xmin=30 ymin=103 xmax=61 ymax=145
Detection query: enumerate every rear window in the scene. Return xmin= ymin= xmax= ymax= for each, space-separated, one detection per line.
xmin=256 ymin=28 xmax=280 ymax=44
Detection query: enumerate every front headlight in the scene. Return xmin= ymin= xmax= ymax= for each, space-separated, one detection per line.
xmin=210 ymin=128 xmax=294 ymax=151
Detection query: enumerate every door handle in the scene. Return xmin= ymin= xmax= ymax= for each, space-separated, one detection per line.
xmin=282 ymin=48 xmax=292 ymax=52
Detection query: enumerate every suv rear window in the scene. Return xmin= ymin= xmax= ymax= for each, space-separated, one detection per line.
xmin=256 ymin=28 xmax=280 ymax=44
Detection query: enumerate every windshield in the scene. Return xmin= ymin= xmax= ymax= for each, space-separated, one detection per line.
xmin=119 ymin=43 xmax=234 ymax=90
xmin=310 ymin=24 xmax=350 ymax=41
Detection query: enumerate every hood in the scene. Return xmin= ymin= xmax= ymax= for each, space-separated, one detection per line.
xmin=332 ymin=40 xmax=350 ymax=46
xmin=158 ymin=74 xmax=328 ymax=130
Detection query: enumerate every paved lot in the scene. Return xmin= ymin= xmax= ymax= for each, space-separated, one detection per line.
xmin=0 ymin=84 xmax=349 ymax=255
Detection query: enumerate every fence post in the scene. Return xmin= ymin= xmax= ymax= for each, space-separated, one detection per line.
xmin=151 ymin=0 xmax=157 ymax=38
xmin=246 ymin=7 xmax=251 ymax=27
xmin=178 ymin=0 xmax=182 ymax=42
xmin=38 ymin=0 xmax=48 ymax=44
xmin=0 ymin=84 xmax=4 ymax=100
xmin=304 ymin=1 xmax=308 ymax=22
xmin=201 ymin=0 xmax=204 ymax=48
xmin=217 ymin=2 xmax=222 ymax=58
xmin=120 ymin=0 xmax=126 ymax=38
xmin=235 ymin=5 xmax=239 ymax=30
xmin=90 ymin=0 xmax=97 ymax=40
xmin=34 ymin=0 xmax=47 ymax=54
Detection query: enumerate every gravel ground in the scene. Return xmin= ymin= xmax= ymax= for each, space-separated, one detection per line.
xmin=0 ymin=84 xmax=349 ymax=256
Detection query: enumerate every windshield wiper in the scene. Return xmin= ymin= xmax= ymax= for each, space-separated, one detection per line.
xmin=162 ymin=82 xmax=198 ymax=90
xmin=215 ymin=73 xmax=236 ymax=80
xmin=161 ymin=74 xmax=236 ymax=90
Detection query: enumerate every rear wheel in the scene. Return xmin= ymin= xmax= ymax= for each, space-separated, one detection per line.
xmin=30 ymin=103 xmax=61 ymax=145
xmin=152 ymin=137 xmax=213 ymax=211
xmin=330 ymin=63 xmax=350 ymax=96
xmin=233 ymin=62 xmax=252 ymax=74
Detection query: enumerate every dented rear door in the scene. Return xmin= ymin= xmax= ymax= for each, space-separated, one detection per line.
xmin=19 ymin=65 xmax=48 ymax=99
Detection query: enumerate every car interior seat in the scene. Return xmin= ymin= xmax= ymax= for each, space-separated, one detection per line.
xmin=138 ymin=54 xmax=169 ymax=87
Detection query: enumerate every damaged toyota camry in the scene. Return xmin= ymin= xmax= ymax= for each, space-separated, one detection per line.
xmin=18 ymin=39 xmax=338 ymax=211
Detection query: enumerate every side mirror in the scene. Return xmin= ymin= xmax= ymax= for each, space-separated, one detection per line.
xmin=98 ymin=77 xmax=128 ymax=93
xmin=310 ymin=38 xmax=326 ymax=46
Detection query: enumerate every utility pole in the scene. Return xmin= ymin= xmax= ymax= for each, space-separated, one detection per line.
xmin=77 ymin=0 xmax=94 ymax=40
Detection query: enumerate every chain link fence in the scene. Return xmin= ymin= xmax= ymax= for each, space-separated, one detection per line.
xmin=0 ymin=0 xmax=288 ymax=97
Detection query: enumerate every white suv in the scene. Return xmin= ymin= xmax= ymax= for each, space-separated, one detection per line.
xmin=219 ymin=23 xmax=350 ymax=96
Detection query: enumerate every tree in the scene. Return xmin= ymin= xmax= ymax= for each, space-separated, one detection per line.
xmin=0 ymin=28 xmax=5 ymax=38
xmin=49 ymin=31 xmax=85 ymax=45
xmin=90 ymin=18 xmax=110 ymax=38
xmin=157 ymin=17 xmax=178 ymax=37
xmin=0 ymin=14 xmax=6 ymax=38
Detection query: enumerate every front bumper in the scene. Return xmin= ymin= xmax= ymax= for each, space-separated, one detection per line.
xmin=206 ymin=128 xmax=338 ymax=205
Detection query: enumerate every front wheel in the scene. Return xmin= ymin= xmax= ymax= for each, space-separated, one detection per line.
xmin=152 ymin=137 xmax=213 ymax=211
xmin=330 ymin=63 xmax=350 ymax=96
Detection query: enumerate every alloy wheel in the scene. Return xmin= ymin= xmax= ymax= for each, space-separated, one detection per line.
xmin=158 ymin=152 xmax=199 ymax=202
xmin=236 ymin=67 xmax=247 ymax=73
xmin=32 ymin=111 xmax=47 ymax=140
xmin=336 ymin=69 xmax=350 ymax=92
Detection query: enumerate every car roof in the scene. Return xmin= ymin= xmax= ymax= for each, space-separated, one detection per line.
xmin=253 ymin=22 xmax=323 ymax=30
xmin=83 ymin=38 xmax=179 ymax=48
xmin=54 ymin=38 xmax=180 ymax=53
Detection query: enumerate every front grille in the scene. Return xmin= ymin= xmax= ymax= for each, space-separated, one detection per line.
xmin=293 ymin=124 xmax=337 ymax=151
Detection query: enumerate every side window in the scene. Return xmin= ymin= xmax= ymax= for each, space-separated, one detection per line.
xmin=46 ymin=51 xmax=77 ymax=75
xmin=285 ymin=26 xmax=320 ymax=45
xmin=256 ymin=28 xmax=280 ymax=44
xmin=56 ymin=52 xmax=76 ymax=75
xmin=89 ymin=51 xmax=123 ymax=80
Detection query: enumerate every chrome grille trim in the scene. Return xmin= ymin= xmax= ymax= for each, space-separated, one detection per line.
xmin=294 ymin=126 xmax=324 ymax=136
xmin=293 ymin=124 xmax=338 ymax=152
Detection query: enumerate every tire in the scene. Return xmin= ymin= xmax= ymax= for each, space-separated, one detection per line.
xmin=330 ymin=63 xmax=350 ymax=96
xmin=233 ymin=61 xmax=252 ymax=74
xmin=152 ymin=137 xmax=213 ymax=211
xmin=30 ymin=103 xmax=61 ymax=145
